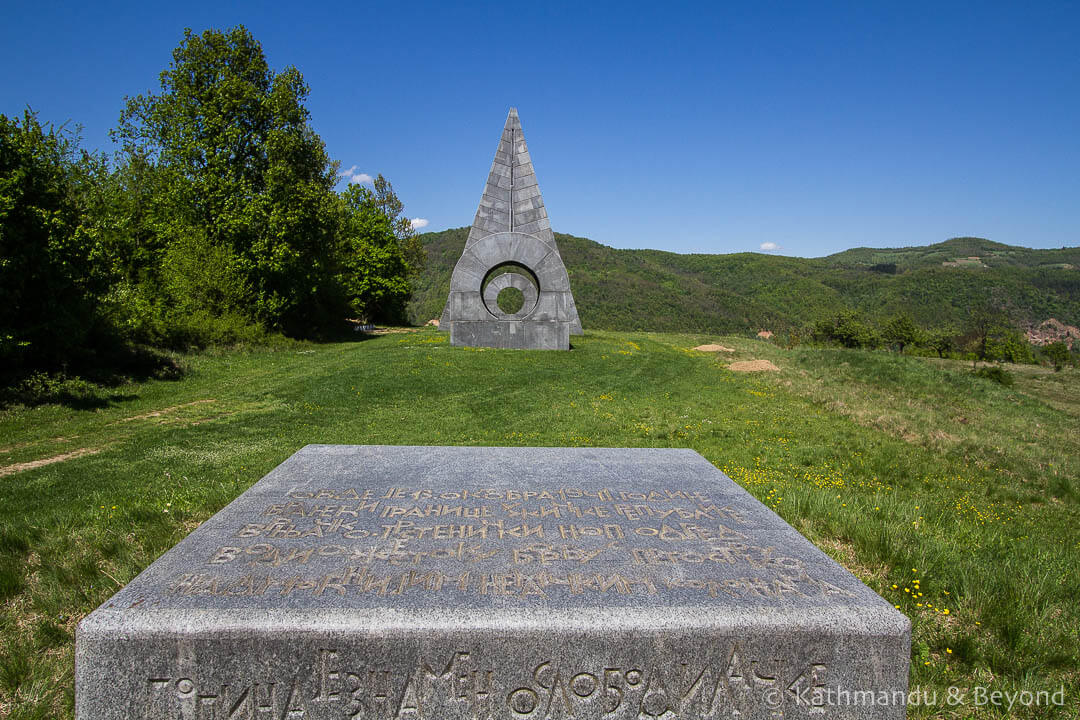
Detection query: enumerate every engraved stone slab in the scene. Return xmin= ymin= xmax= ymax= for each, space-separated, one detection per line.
xmin=76 ymin=446 xmax=910 ymax=719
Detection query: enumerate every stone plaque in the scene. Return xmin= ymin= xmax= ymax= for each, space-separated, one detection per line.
xmin=77 ymin=446 xmax=909 ymax=719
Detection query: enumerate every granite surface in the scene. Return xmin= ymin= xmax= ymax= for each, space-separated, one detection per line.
xmin=77 ymin=445 xmax=910 ymax=718
xmin=441 ymin=109 xmax=582 ymax=348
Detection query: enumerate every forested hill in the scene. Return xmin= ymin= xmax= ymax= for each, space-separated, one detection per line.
xmin=409 ymin=229 xmax=1080 ymax=334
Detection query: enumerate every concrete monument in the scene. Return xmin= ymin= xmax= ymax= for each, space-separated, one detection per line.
xmin=77 ymin=445 xmax=909 ymax=719
xmin=440 ymin=109 xmax=582 ymax=350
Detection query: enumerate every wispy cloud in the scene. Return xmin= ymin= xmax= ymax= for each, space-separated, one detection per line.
xmin=759 ymin=241 xmax=781 ymax=252
xmin=410 ymin=218 xmax=430 ymax=230
xmin=338 ymin=165 xmax=374 ymax=185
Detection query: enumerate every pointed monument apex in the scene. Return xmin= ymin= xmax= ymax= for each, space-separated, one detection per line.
xmin=439 ymin=109 xmax=582 ymax=349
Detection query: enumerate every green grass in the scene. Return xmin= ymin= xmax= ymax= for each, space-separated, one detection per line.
xmin=1 ymin=329 xmax=1078 ymax=718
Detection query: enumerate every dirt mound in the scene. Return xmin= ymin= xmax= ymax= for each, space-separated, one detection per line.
xmin=728 ymin=360 xmax=780 ymax=372
xmin=694 ymin=344 xmax=735 ymax=352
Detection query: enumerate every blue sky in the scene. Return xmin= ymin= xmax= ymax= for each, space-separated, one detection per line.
xmin=2 ymin=1 xmax=1077 ymax=256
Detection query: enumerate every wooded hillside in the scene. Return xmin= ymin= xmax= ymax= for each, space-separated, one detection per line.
xmin=410 ymin=229 xmax=1080 ymax=334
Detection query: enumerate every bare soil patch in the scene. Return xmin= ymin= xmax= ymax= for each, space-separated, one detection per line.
xmin=728 ymin=360 xmax=780 ymax=372
xmin=0 ymin=447 xmax=103 ymax=477
xmin=693 ymin=344 xmax=735 ymax=352
xmin=117 ymin=399 xmax=216 ymax=423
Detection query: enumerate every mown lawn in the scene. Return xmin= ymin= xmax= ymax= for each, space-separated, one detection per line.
xmin=1 ymin=328 xmax=1078 ymax=718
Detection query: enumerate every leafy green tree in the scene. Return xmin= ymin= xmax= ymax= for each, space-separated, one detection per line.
xmin=812 ymin=311 xmax=880 ymax=349
xmin=113 ymin=25 xmax=340 ymax=334
xmin=926 ymin=329 xmax=956 ymax=358
xmin=965 ymin=301 xmax=1012 ymax=368
xmin=370 ymin=174 xmax=425 ymax=278
xmin=336 ymin=183 xmax=412 ymax=323
xmin=1042 ymin=341 xmax=1070 ymax=371
xmin=0 ymin=111 xmax=110 ymax=370
xmin=984 ymin=328 xmax=1035 ymax=365
xmin=97 ymin=151 xmax=170 ymax=286
xmin=883 ymin=312 xmax=920 ymax=354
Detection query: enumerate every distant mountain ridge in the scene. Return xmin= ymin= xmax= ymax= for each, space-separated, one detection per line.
xmin=409 ymin=230 xmax=1080 ymax=334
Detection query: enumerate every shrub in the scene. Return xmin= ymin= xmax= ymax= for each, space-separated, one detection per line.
xmin=974 ymin=365 xmax=1014 ymax=386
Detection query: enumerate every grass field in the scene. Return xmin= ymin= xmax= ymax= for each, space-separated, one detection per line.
xmin=1 ymin=329 xmax=1078 ymax=718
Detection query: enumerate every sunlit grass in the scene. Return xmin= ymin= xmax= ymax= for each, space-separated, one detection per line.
xmin=0 ymin=328 xmax=1077 ymax=718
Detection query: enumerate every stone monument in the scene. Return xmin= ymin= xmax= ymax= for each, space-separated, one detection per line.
xmin=440 ymin=109 xmax=582 ymax=350
xmin=77 ymin=445 xmax=910 ymax=719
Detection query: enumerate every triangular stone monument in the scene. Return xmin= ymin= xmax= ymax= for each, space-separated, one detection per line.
xmin=440 ymin=108 xmax=582 ymax=349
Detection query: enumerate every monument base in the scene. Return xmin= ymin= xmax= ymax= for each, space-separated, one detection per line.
xmin=77 ymin=446 xmax=910 ymax=719
xmin=450 ymin=319 xmax=570 ymax=350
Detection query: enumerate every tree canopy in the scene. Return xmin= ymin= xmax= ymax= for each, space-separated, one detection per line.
xmin=113 ymin=26 xmax=343 ymax=333
xmin=0 ymin=112 xmax=110 ymax=370
xmin=1 ymin=25 xmax=423 ymax=388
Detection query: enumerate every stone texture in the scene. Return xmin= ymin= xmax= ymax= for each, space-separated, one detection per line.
xmin=77 ymin=445 xmax=909 ymax=719
xmin=440 ymin=108 xmax=583 ymax=344
xmin=483 ymin=273 xmax=538 ymax=321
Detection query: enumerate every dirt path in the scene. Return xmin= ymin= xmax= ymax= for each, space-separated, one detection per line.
xmin=0 ymin=447 xmax=102 ymax=478
xmin=116 ymin=399 xmax=216 ymax=423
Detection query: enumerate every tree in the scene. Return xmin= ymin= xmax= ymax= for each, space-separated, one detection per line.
xmin=370 ymin=174 xmax=425 ymax=278
xmin=336 ymin=183 xmax=412 ymax=323
xmin=1042 ymin=341 xmax=1070 ymax=371
xmin=965 ymin=301 xmax=1011 ymax=368
xmin=926 ymin=329 xmax=956 ymax=359
xmin=811 ymin=311 xmax=880 ymax=349
xmin=883 ymin=313 xmax=920 ymax=354
xmin=113 ymin=25 xmax=340 ymax=333
xmin=984 ymin=328 xmax=1035 ymax=365
xmin=0 ymin=111 xmax=110 ymax=371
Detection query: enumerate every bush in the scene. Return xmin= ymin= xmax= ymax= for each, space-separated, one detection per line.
xmin=974 ymin=365 xmax=1014 ymax=386
xmin=0 ymin=371 xmax=102 ymax=408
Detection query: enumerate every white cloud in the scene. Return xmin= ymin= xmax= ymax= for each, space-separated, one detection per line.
xmin=759 ymin=242 xmax=780 ymax=252
xmin=337 ymin=165 xmax=374 ymax=185
xmin=410 ymin=218 xmax=430 ymax=230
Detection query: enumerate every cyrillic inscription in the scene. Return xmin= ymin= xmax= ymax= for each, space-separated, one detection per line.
xmin=166 ymin=485 xmax=855 ymax=603
xmin=142 ymin=648 xmax=829 ymax=719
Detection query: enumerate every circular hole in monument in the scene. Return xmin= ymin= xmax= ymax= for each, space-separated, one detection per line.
xmin=496 ymin=286 xmax=525 ymax=315
xmin=482 ymin=262 xmax=539 ymax=293
xmin=481 ymin=261 xmax=540 ymax=319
